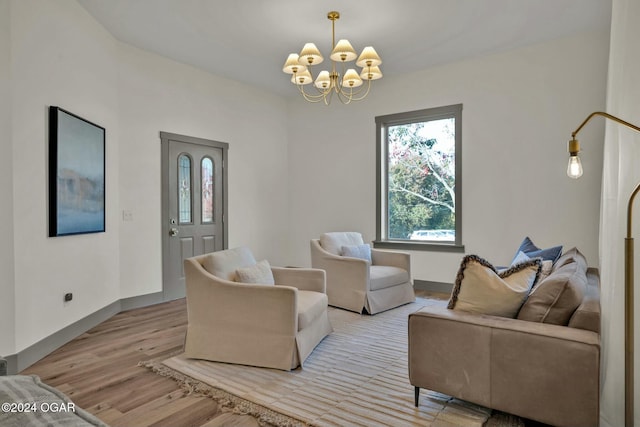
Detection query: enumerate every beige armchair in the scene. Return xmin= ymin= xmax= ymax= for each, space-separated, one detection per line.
xmin=183 ymin=247 xmax=333 ymax=371
xmin=310 ymin=232 xmax=415 ymax=314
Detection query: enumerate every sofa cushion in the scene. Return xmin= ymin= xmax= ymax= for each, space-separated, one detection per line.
xmin=552 ymin=247 xmax=588 ymax=272
xmin=369 ymin=265 xmax=410 ymax=291
xmin=202 ymin=247 xmax=257 ymax=281
xmin=235 ymin=259 xmax=275 ymax=285
xmin=448 ymin=255 xmax=542 ymax=318
xmin=517 ymin=260 xmax=587 ymax=325
xmin=320 ymin=232 xmax=364 ymax=256
xmin=341 ymin=244 xmax=372 ymax=263
xmin=511 ymin=236 xmax=563 ymax=264
xmin=568 ymin=268 xmax=601 ymax=333
xmin=297 ymin=290 xmax=328 ymax=331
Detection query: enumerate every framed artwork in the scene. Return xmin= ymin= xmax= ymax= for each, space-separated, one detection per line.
xmin=48 ymin=106 xmax=105 ymax=237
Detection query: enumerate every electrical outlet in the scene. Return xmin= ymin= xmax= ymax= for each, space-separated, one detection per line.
xmin=64 ymin=293 xmax=73 ymax=302
xmin=122 ymin=210 xmax=133 ymax=221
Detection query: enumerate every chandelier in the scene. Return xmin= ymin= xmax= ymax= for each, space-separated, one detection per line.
xmin=282 ymin=11 xmax=382 ymax=105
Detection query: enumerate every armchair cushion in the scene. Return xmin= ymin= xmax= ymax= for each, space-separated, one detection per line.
xmin=235 ymin=259 xmax=275 ymax=285
xmin=370 ymin=266 xmax=410 ymax=291
xmin=448 ymin=255 xmax=542 ymax=318
xmin=297 ymin=291 xmax=329 ymax=330
xmin=320 ymin=232 xmax=364 ymax=256
xmin=341 ymin=244 xmax=372 ymax=263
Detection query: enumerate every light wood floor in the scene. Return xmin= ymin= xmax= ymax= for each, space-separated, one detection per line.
xmin=21 ymin=291 xmax=455 ymax=427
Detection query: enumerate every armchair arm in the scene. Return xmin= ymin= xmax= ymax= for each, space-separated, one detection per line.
xmin=371 ymin=248 xmax=411 ymax=271
xmin=271 ymin=267 xmax=326 ymax=293
xmin=409 ymin=305 xmax=599 ymax=427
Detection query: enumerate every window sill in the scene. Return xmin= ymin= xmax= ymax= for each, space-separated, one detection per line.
xmin=373 ymin=240 xmax=465 ymax=253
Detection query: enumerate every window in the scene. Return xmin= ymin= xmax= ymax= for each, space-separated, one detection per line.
xmin=375 ymin=104 xmax=463 ymax=251
xmin=178 ymin=153 xmax=192 ymax=224
xmin=201 ymin=157 xmax=214 ymax=223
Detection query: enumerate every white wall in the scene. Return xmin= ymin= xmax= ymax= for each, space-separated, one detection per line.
xmin=116 ymin=43 xmax=290 ymax=298
xmin=6 ymin=0 xmax=291 ymax=356
xmin=286 ymin=29 xmax=609 ymax=283
xmin=0 ymin=0 xmax=16 ymax=357
xmin=9 ymin=0 xmax=120 ymax=352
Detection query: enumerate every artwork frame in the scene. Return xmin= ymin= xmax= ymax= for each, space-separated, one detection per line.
xmin=48 ymin=106 xmax=106 ymax=237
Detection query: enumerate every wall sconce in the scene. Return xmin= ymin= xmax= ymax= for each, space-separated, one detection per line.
xmin=568 ymin=111 xmax=640 ymax=427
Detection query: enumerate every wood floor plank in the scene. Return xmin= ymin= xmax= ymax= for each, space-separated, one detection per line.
xmin=20 ymin=291 xmax=445 ymax=426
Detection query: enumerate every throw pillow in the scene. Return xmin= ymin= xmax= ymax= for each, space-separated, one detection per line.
xmin=511 ymin=251 xmax=553 ymax=285
xmin=517 ymin=259 xmax=587 ymax=325
xmin=511 ymin=236 xmax=563 ymax=264
xmin=235 ymin=259 xmax=275 ymax=285
xmin=341 ymin=244 xmax=372 ymax=263
xmin=448 ymin=255 xmax=542 ymax=318
xmin=552 ymin=247 xmax=588 ymax=272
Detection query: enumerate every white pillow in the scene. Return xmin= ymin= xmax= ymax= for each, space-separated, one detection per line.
xmin=235 ymin=260 xmax=275 ymax=285
xmin=341 ymin=244 xmax=372 ymax=263
xmin=448 ymin=255 xmax=542 ymax=318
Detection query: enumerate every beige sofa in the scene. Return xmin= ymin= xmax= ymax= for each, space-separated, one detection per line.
xmin=408 ymin=249 xmax=600 ymax=427
xmin=310 ymin=232 xmax=415 ymax=314
xmin=183 ymin=247 xmax=333 ymax=371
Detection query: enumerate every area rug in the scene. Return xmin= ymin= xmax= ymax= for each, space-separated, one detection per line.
xmin=141 ymin=298 xmax=523 ymax=427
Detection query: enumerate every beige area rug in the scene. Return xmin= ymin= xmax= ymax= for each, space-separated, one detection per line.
xmin=142 ymin=298 xmax=523 ymax=427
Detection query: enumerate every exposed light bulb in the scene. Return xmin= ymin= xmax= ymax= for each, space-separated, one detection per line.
xmin=567 ymin=155 xmax=583 ymax=179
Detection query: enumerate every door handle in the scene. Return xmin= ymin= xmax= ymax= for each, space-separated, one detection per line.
xmin=169 ymin=228 xmax=179 ymax=237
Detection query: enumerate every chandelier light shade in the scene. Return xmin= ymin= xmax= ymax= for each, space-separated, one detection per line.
xmin=282 ymin=11 xmax=382 ymax=105
xmin=566 ymin=111 xmax=640 ymax=427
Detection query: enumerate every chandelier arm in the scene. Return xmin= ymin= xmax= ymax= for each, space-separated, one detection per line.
xmin=343 ymin=79 xmax=373 ymax=101
xmin=333 ymin=79 xmax=372 ymax=103
xmin=296 ymin=85 xmax=328 ymax=103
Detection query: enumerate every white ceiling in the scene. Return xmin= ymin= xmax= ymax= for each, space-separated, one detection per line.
xmin=77 ymin=0 xmax=611 ymax=97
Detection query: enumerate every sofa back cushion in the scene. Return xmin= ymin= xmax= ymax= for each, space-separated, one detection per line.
xmin=568 ymin=268 xmax=601 ymax=333
xmin=552 ymin=247 xmax=588 ymax=273
xmin=517 ymin=259 xmax=587 ymax=325
xmin=201 ymin=246 xmax=257 ymax=281
xmin=320 ymin=232 xmax=365 ymax=256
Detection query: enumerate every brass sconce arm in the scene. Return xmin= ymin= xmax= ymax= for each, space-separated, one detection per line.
xmin=571 ymin=111 xmax=640 ymax=139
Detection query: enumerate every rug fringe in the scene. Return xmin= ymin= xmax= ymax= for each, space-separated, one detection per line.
xmin=138 ymin=360 xmax=311 ymax=427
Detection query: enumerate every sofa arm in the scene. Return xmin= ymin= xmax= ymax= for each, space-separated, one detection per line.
xmin=271 ymin=267 xmax=326 ymax=293
xmin=0 ymin=357 xmax=6 ymax=376
xmin=409 ymin=305 xmax=600 ymax=427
